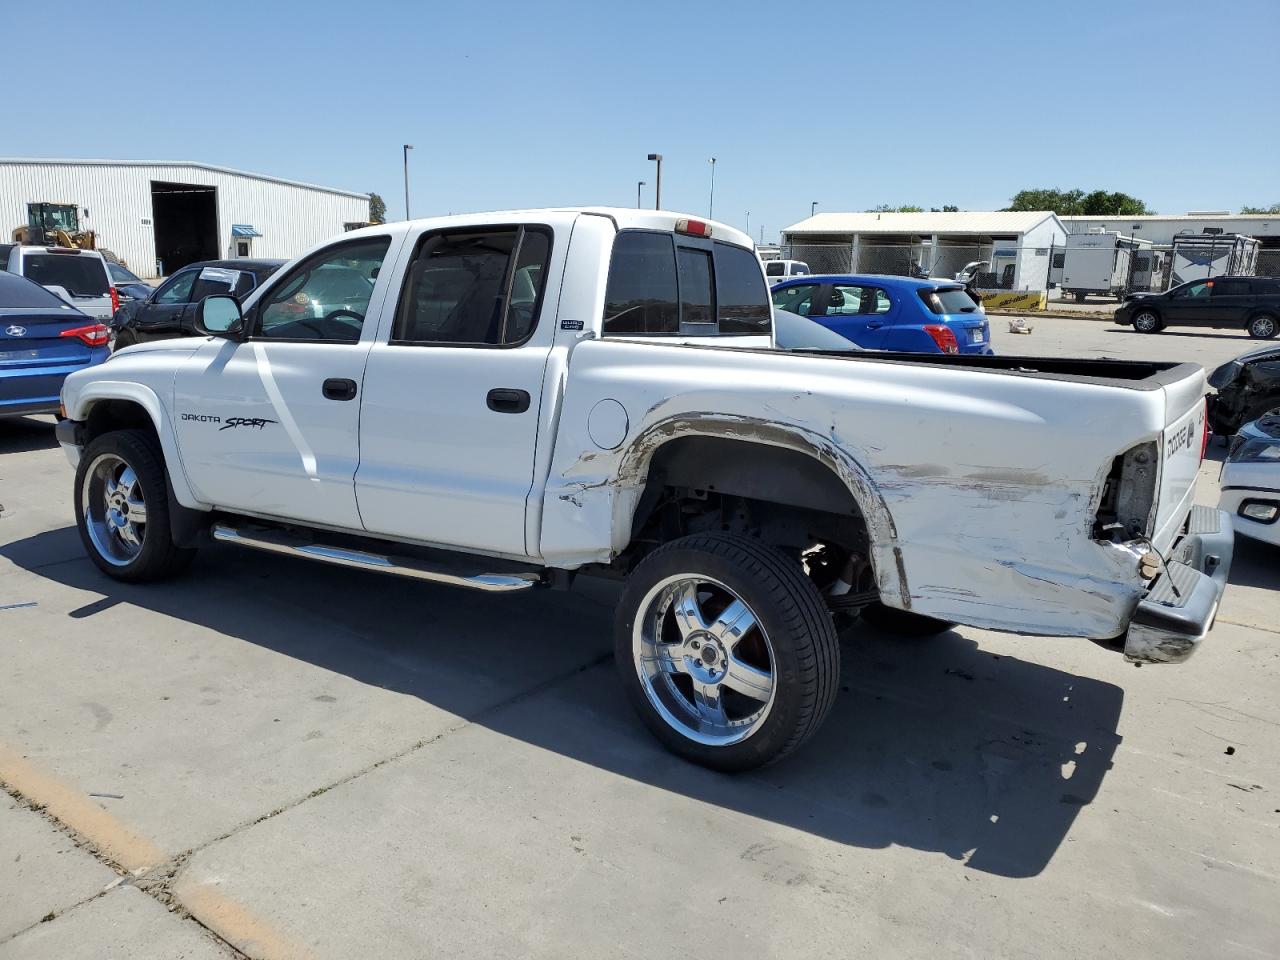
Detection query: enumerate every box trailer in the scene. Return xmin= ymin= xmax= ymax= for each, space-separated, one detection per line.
xmin=1060 ymin=231 xmax=1149 ymax=302
xmin=1170 ymin=233 xmax=1260 ymax=286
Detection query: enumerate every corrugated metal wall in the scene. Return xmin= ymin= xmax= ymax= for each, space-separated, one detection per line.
xmin=0 ymin=161 xmax=369 ymax=277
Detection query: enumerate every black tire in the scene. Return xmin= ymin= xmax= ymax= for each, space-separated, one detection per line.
xmin=1132 ymin=309 xmax=1161 ymax=333
xmin=1246 ymin=313 xmax=1278 ymax=340
xmin=112 ymin=327 xmax=137 ymax=350
xmin=860 ymin=601 xmax=955 ymax=637
xmin=615 ymin=533 xmax=839 ymax=771
xmin=1074 ymin=291 xmax=1087 ymax=303
xmin=74 ymin=429 xmax=197 ymax=582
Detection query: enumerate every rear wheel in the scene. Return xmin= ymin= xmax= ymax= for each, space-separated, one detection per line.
xmin=1074 ymin=291 xmax=1088 ymax=303
xmin=1132 ymin=310 xmax=1161 ymax=333
xmin=615 ymin=533 xmax=839 ymax=771
xmin=75 ymin=430 xmax=196 ymax=582
xmin=1247 ymin=313 xmax=1277 ymax=339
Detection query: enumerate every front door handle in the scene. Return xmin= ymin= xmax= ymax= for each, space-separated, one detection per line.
xmin=323 ymin=378 xmax=358 ymax=401
xmin=866 ymin=321 xmax=884 ymax=329
xmin=486 ymin=388 xmax=531 ymax=414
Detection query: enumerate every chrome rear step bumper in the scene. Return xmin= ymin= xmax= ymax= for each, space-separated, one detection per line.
xmin=211 ymin=524 xmax=543 ymax=593
xmin=1124 ymin=506 xmax=1233 ymax=664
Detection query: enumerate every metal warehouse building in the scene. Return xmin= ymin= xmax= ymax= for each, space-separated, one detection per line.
xmin=1 ymin=158 xmax=369 ymax=278
xmin=780 ymin=210 xmax=1068 ymax=293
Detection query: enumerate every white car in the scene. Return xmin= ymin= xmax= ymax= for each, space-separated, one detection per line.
xmin=5 ymin=246 xmax=117 ymax=321
xmin=764 ymin=258 xmax=810 ymax=286
xmin=56 ymin=207 xmax=1232 ymax=770
xmin=1220 ymin=415 xmax=1280 ymax=546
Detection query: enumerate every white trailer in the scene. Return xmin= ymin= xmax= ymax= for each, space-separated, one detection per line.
xmin=1170 ymin=233 xmax=1260 ymax=286
xmin=1060 ymin=231 xmax=1149 ymax=302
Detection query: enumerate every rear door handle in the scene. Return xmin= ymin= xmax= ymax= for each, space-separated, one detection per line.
xmin=486 ymin=388 xmax=531 ymax=414
xmin=323 ymin=378 xmax=358 ymax=401
xmin=866 ymin=321 xmax=884 ymax=329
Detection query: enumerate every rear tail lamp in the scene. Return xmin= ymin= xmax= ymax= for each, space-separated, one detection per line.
xmin=923 ymin=324 xmax=959 ymax=353
xmin=60 ymin=323 xmax=111 ymax=347
xmin=110 ymin=286 xmax=120 ymax=314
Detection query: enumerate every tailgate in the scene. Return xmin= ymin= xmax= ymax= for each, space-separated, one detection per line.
xmin=1151 ymin=367 xmax=1209 ymax=552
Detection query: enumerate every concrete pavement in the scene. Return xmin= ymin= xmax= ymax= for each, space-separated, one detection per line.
xmin=1 ymin=321 xmax=1277 ymax=959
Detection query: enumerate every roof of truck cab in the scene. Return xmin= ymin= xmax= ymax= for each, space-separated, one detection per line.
xmin=346 ymin=208 xmax=755 ymax=250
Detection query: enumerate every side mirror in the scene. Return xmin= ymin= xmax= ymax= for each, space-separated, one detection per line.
xmin=195 ymin=294 xmax=245 ymax=339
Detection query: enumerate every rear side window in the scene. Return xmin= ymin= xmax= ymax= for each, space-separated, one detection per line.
xmin=0 ymin=270 xmax=70 ymax=307
xmin=828 ymin=284 xmax=891 ymax=316
xmin=23 ymin=254 xmax=109 ymax=297
xmin=921 ymin=288 xmax=979 ymax=314
xmin=602 ymin=231 xmax=771 ymax=337
xmin=791 ymin=263 xmax=810 ymax=276
xmin=1212 ymin=279 xmax=1250 ymax=296
xmin=715 ymin=242 xmax=771 ymax=333
xmin=765 ymin=261 xmax=784 ymax=276
xmin=393 ymin=226 xmax=551 ymax=345
xmin=603 ymin=232 xmax=679 ymax=334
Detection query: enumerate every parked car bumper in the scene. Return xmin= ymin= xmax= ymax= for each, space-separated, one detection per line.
xmin=0 ymin=353 xmax=105 ymax=418
xmin=1122 ymin=505 xmax=1233 ymax=664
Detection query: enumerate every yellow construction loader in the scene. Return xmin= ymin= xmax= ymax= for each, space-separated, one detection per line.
xmin=10 ymin=202 xmax=122 ymax=264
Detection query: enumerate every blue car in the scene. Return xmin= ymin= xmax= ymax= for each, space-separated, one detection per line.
xmin=770 ymin=274 xmax=992 ymax=354
xmin=1 ymin=271 xmax=110 ymax=419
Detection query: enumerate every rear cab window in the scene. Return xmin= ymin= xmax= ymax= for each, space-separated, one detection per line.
xmin=22 ymin=253 xmax=110 ymax=297
xmin=602 ymin=230 xmax=770 ymax=337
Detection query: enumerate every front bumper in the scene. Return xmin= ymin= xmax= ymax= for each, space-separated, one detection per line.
xmin=55 ymin=418 xmax=85 ymax=467
xmin=1123 ymin=505 xmax=1233 ymax=664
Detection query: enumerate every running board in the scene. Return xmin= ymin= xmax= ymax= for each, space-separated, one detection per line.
xmin=210 ymin=524 xmax=543 ymax=593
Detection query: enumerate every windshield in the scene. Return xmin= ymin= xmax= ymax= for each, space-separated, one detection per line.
xmin=24 ymin=254 xmax=110 ymax=297
xmin=109 ymin=263 xmax=143 ymax=284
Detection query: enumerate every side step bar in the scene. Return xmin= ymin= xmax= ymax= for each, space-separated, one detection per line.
xmin=211 ymin=524 xmax=543 ymax=593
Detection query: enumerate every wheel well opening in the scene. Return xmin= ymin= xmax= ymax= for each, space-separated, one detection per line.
xmin=84 ymin=400 xmax=157 ymax=444
xmin=622 ymin=435 xmax=876 ymax=598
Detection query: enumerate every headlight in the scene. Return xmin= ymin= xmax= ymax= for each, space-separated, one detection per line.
xmin=1230 ymin=438 xmax=1280 ymax=462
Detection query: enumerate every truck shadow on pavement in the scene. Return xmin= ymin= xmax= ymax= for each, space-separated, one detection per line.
xmin=3 ymin=530 xmax=1127 ymax=880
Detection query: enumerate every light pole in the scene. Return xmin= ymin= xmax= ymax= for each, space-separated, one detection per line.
xmin=403 ymin=144 xmax=414 ymax=220
xmin=636 ymin=180 xmax=646 ymax=209
xmin=708 ymin=157 xmax=716 ymax=219
xmin=647 ymin=153 xmax=663 ymax=210
xmin=811 ymin=201 xmax=818 ymax=217
xmin=745 ymin=211 xmax=749 ymax=236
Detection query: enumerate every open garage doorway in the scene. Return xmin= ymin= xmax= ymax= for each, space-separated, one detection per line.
xmin=151 ymin=181 xmax=218 ymax=275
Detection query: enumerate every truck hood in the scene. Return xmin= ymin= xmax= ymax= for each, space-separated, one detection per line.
xmin=110 ymin=337 xmax=207 ymax=359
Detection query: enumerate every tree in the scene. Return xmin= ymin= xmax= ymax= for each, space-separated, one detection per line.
xmin=368 ymin=192 xmax=387 ymax=223
xmin=867 ymin=204 xmax=925 ymax=212
xmin=1241 ymin=202 xmax=1280 ymax=214
xmin=1004 ymin=188 xmax=1150 ymax=216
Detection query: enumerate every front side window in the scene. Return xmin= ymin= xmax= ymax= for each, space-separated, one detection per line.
xmin=258 ymin=237 xmax=390 ymax=342
xmin=1174 ymin=281 xmax=1211 ymax=299
xmin=393 ymin=227 xmax=550 ymax=345
xmin=771 ymin=282 xmax=819 ymax=315
xmin=154 ymin=269 xmax=197 ymax=304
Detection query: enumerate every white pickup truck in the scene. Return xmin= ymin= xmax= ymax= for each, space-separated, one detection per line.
xmin=56 ymin=208 xmax=1233 ymax=770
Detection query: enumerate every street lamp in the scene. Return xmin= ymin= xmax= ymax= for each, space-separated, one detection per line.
xmin=403 ymin=144 xmax=414 ymax=220
xmin=811 ymin=201 xmax=818 ymax=217
xmin=708 ymin=157 xmax=716 ymax=219
xmin=637 ymin=180 xmax=646 ymax=209
xmin=647 ymin=153 xmax=663 ymax=210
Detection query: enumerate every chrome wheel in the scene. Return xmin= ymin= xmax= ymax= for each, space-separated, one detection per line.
xmin=1249 ymin=315 xmax=1276 ymax=338
xmin=81 ymin=453 xmax=148 ymax=566
xmin=633 ymin=574 xmax=776 ymax=746
xmin=1133 ymin=311 xmax=1159 ymax=332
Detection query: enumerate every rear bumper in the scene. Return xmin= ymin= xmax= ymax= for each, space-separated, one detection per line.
xmin=1123 ymin=505 xmax=1233 ymax=664
xmin=0 ymin=397 xmax=61 ymax=418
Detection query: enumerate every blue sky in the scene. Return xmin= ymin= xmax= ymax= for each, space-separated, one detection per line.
xmin=5 ymin=0 xmax=1277 ymax=240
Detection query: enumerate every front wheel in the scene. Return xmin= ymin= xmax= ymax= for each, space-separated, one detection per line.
xmin=1132 ymin=310 xmax=1161 ymax=333
xmin=75 ymin=429 xmax=196 ymax=582
xmin=615 ymin=534 xmax=839 ymax=771
xmin=1247 ymin=313 xmax=1278 ymax=339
